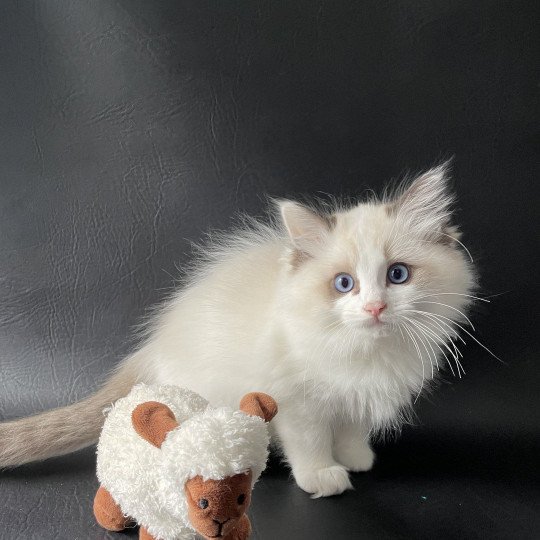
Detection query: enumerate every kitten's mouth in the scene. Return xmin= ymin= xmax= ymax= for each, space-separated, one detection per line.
xmin=359 ymin=317 xmax=391 ymax=335
xmin=364 ymin=317 xmax=386 ymax=327
xmin=343 ymin=317 xmax=391 ymax=334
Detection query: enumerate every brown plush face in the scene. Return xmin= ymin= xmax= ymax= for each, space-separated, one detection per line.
xmin=185 ymin=471 xmax=253 ymax=539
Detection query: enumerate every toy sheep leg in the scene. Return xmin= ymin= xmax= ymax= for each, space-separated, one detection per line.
xmin=93 ymin=485 xmax=131 ymax=531
xmin=139 ymin=526 xmax=154 ymax=540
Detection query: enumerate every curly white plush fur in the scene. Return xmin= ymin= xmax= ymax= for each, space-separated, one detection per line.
xmin=96 ymin=384 xmax=271 ymax=540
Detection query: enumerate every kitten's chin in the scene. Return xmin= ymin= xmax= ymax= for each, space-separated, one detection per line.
xmin=366 ymin=326 xmax=391 ymax=339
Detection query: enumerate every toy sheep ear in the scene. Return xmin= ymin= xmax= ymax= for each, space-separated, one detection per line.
xmin=131 ymin=401 xmax=179 ymax=448
xmin=239 ymin=392 xmax=278 ymax=423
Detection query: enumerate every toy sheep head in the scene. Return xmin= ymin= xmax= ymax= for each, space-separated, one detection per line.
xmin=184 ymin=471 xmax=252 ymax=538
xmin=130 ymin=392 xmax=277 ymax=540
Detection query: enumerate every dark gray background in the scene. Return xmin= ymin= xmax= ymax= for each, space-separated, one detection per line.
xmin=0 ymin=1 xmax=538 ymax=538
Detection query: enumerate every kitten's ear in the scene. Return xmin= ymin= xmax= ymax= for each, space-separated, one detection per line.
xmin=278 ymin=200 xmax=331 ymax=255
xmin=390 ymin=161 xmax=455 ymax=237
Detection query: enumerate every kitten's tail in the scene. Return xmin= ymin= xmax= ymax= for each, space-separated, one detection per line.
xmin=0 ymin=354 xmax=143 ymax=468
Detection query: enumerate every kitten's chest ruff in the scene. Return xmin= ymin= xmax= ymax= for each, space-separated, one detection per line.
xmin=301 ymin=343 xmax=424 ymax=428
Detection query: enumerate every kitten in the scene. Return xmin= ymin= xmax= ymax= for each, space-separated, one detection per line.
xmin=0 ymin=163 xmax=476 ymax=497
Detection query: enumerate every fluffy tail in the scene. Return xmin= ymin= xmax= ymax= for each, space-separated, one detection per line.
xmin=0 ymin=357 xmax=141 ymax=468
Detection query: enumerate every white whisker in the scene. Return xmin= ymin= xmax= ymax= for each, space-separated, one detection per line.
xmin=404 ymin=315 xmax=454 ymax=359
xmin=403 ymin=319 xmax=437 ymax=377
xmin=397 ymin=316 xmax=438 ymax=368
xmin=410 ymin=292 xmax=490 ymax=303
xmin=406 ymin=309 xmax=466 ymax=346
xmin=411 ymin=309 xmax=503 ymax=364
xmin=403 ymin=315 xmax=463 ymax=377
xmin=400 ymin=321 xmax=426 ymax=404
xmin=438 ymin=231 xmax=474 ymax=263
xmin=411 ymin=300 xmax=475 ymax=330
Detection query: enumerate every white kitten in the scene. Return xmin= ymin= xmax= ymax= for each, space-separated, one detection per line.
xmin=0 ymin=163 xmax=476 ymax=497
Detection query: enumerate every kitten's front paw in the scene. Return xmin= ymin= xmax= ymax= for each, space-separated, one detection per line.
xmin=293 ymin=464 xmax=353 ymax=498
xmin=334 ymin=442 xmax=375 ymax=472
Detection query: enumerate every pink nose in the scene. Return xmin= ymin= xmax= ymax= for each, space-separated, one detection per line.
xmin=363 ymin=301 xmax=387 ymax=318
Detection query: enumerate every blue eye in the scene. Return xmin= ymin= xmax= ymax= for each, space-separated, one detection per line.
xmin=334 ymin=273 xmax=355 ymax=293
xmin=387 ymin=263 xmax=410 ymax=284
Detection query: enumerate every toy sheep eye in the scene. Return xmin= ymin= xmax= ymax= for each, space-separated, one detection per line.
xmin=387 ymin=263 xmax=410 ymax=284
xmin=198 ymin=498 xmax=209 ymax=509
xmin=237 ymin=494 xmax=246 ymax=505
xmin=334 ymin=273 xmax=354 ymax=293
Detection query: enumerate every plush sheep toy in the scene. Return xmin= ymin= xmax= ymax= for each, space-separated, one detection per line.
xmin=93 ymin=384 xmax=277 ymax=540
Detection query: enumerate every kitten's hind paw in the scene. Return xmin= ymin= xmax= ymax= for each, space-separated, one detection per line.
xmin=294 ymin=464 xmax=353 ymax=498
xmin=335 ymin=442 xmax=375 ymax=472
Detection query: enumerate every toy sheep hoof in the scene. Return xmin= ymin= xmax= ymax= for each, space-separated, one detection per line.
xmin=139 ymin=526 xmax=155 ymax=540
xmin=95 ymin=384 xmax=277 ymax=540
xmin=93 ymin=486 xmax=131 ymax=531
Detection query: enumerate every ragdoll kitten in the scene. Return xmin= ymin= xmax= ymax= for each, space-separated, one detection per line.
xmin=0 ymin=163 xmax=476 ymax=497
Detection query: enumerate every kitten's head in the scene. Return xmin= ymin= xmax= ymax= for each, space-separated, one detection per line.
xmin=278 ymin=163 xmax=475 ymax=352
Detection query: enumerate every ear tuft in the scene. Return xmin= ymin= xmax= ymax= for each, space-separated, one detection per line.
xmin=131 ymin=401 xmax=179 ymax=448
xmin=239 ymin=392 xmax=278 ymax=423
xmin=390 ymin=161 xmax=455 ymax=236
xmin=278 ymin=200 xmax=331 ymax=255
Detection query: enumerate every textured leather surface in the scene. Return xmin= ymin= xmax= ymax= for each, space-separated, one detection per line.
xmin=0 ymin=1 xmax=538 ymax=538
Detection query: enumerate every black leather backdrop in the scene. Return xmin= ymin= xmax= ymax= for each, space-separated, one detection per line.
xmin=0 ymin=1 xmax=538 ymax=539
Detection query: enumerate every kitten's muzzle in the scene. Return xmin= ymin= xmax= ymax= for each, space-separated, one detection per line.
xmin=363 ymin=301 xmax=387 ymax=319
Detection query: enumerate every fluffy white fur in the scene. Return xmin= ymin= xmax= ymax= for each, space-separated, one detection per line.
xmin=0 ymin=163 xmax=478 ymax=499
xmin=128 ymin=163 xmax=475 ymax=497
xmin=96 ymin=384 xmax=271 ymax=540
